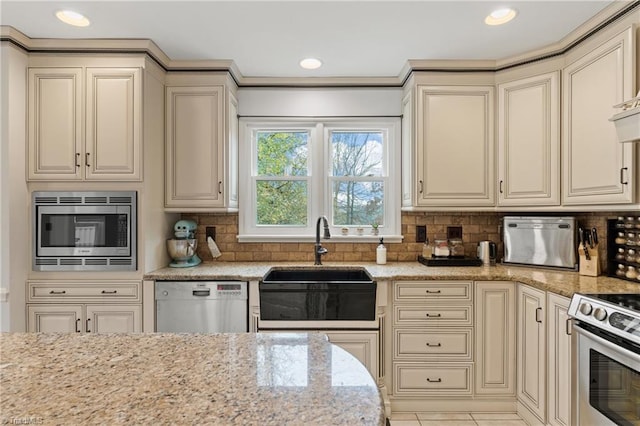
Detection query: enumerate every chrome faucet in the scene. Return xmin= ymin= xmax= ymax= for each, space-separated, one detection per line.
xmin=314 ymin=216 xmax=331 ymax=265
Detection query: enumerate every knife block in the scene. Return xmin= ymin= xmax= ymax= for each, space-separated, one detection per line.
xmin=578 ymin=243 xmax=600 ymax=276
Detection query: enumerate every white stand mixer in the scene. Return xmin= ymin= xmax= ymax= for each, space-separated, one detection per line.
xmin=166 ymin=220 xmax=202 ymax=267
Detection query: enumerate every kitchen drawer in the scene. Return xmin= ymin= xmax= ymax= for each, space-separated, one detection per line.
xmin=27 ymin=281 xmax=141 ymax=303
xmin=394 ymin=362 xmax=473 ymax=395
xmin=394 ymin=305 xmax=473 ymax=326
xmin=394 ymin=328 xmax=472 ymax=360
xmin=394 ymin=281 xmax=472 ymax=302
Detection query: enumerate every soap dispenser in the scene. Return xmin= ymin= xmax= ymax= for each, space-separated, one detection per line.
xmin=376 ymin=238 xmax=387 ymax=265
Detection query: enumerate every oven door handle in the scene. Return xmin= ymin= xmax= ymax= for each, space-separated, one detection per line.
xmin=574 ymin=323 xmax=640 ymax=361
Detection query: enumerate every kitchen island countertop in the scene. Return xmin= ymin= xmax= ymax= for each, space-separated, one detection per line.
xmin=0 ymin=332 xmax=384 ymax=425
xmin=144 ymin=262 xmax=640 ymax=298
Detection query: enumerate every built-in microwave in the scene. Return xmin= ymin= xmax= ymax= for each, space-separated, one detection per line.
xmin=33 ymin=191 xmax=137 ymax=271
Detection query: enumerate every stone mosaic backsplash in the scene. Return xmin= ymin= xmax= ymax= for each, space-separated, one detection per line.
xmin=181 ymin=211 xmax=620 ymax=272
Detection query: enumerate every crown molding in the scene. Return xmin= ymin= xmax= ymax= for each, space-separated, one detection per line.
xmin=1 ymin=0 xmax=639 ymax=87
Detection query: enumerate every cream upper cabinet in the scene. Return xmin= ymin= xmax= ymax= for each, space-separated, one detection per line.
xmin=498 ymin=72 xmax=560 ymax=206
xmin=415 ymin=85 xmax=495 ymax=207
xmin=546 ymin=293 xmax=572 ymax=426
xmin=27 ymin=67 xmax=142 ymax=181
xmin=517 ymin=283 xmax=546 ymax=424
xmin=165 ymin=80 xmax=238 ymax=211
xmin=475 ymin=281 xmax=516 ymax=396
xmin=562 ymin=26 xmax=636 ymax=205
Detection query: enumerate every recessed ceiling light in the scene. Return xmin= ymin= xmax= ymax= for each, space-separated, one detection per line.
xmin=299 ymin=58 xmax=322 ymax=70
xmin=485 ymin=8 xmax=517 ymax=26
xmin=56 ymin=10 xmax=91 ymax=27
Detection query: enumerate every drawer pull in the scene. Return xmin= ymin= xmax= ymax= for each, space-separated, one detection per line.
xmin=101 ymin=290 xmax=118 ymax=294
xmin=426 ymin=313 xmax=442 ymax=318
xmin=535 ymin=307 xmax=543 ymax=323
xmin=426 ymin=378 xmax=442 ymax=383
xmin=566 ymin=318 xmax=572 ymax=336
xmin=49 ymin=290 xmax=66 ymax=295
xmin=75 ymin=318 xmax=81 ymax=333
xmin=425 ymin=290 xmax=441 ymax=294
xmin=86 ymin=318 xmax=91 ymax=333
xmin=426 ymin=342 xmax=442 ymax=347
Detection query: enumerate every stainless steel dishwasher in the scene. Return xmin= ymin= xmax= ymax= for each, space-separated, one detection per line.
xmin=155 ymin=281 xmax=248 ymax=333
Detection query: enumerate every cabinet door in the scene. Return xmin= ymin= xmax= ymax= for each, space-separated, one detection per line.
xmin=27 ymin=68 xmax=83 ymax=180
xmin=27 ymin=305 xmax=83 ymax=332
xmin=562 ymin=27 xmax=636 ymax=205
xmin=416 ymin=85 xmax=495 ymax=206
xmin=517 ymin=284 xmax=546 ymax=423
xmin=85 ymin=68 xmax=142 ymax=180
xmin=86 ymin=305 xmax=141 ymax=333
xmin=498 ymin=72 xmax=560 ymax=206
xmin=325 ymin=331 xmax=379 ymax=380
xmin=475 ymin=281 xmax=515 ymax=396
xmin=165 ymin=86 xmax=225 ymax=208
xmin=546 ymin=293 xmax=572 ymax=426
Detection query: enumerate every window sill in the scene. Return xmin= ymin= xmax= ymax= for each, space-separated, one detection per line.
xmin=237 ymin=234 xmax=404 ymax=244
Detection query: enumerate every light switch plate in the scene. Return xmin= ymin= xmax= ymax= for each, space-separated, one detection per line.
xmin=447 ymin=226 xmax=463 ymax=239
xmin=416 ymin=225 xmax=427 ymax=242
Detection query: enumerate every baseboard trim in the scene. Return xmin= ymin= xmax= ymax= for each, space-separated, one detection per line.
xmin=517 ymin=401 xmax=545 ymax=426
xmin=390 ymin=397 xmax=517 ymax=414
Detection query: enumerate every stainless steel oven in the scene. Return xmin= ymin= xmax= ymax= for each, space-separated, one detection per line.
xmin=33 ymin=191 xmax=137 ymax=271
xmin=568 ymin=293 xmax=640 ymax=426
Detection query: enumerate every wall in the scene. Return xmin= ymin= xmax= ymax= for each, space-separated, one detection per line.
xmin=183 ymin=211 xmax=619 ymax=272
xmin=0 ymin=43 xmax=29 ymax=331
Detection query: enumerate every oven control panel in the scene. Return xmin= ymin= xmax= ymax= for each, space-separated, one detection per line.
xmin=569 ymin=294 xmax=640 ymax=346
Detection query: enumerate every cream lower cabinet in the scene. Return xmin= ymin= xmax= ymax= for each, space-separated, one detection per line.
xmin=27 ymin=66 xmax=142 ymax=181
xmin=26 ymin=281 xmax=142 ymax=334
xmin=257 ymin=329 xmax=379 ymax=380
xmin=497 ymin=72 xmax=560 ymax=206
xmin=546 ymin=293 xmax=572 ymax=426
xmin=562 ymin=26 xmax=636 ymax=205
xmin=165 ymin=75 xmax=239 ymax=210
xmin=517 ymin=283 xmax=547 ymax=424
xmin=392 ymin=281 xmax=474 ymax=397
xmin=475 ymin=281 xmax=516 ymax=396
xmin=414 ymin=85 xmax=495 ymax=207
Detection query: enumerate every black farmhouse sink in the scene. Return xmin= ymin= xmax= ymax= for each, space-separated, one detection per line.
xmin=262 ymin=267 xmax=373 ymax=283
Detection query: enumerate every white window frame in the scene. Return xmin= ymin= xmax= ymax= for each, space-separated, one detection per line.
xmin=238 ymin=117 xmax=401 ymax=243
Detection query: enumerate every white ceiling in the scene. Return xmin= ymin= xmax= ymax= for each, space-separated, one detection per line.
xmin=0 ymin=1 xmax=619 ymax=78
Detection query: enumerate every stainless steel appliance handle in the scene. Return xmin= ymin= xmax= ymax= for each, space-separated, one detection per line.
xmin=193 ymin=289 xmax=211 ymax=297
xmin=575 ymin=324 xmax=640 ymax=361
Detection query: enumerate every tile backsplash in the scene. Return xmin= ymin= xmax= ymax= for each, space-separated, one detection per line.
xmin=182 ymin=211 xmax=621 ymax=272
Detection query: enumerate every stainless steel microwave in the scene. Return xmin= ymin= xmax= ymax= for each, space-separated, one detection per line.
xmin=33 ymin=191 xmax=137 ymax=271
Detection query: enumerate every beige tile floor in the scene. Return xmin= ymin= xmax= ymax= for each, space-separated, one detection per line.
xmin=389 ymin=412 xmax=528 ymax=426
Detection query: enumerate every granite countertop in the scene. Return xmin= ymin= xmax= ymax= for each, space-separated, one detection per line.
xmin=144 ymin=261 xmax=640 ymax=298
xmin=0 ymin=332 xmax=384 ymax=425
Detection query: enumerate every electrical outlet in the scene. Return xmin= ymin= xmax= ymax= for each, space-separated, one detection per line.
xmin=416 ymin=225 xmax=427 ymax=242
xmin=447 ymin=226 xmax=463 ymax=239
xmin=206 ymin=226 xmax=216 ymax=240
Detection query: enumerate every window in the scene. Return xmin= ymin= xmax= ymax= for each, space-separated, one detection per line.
xmin=239 ymin=118 xmax=400 ymax=242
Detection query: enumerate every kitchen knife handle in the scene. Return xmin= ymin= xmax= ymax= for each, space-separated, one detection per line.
xmin=592 ymin=228 xmax=598 ymax=245
xmin=620 ymin=167 xmax=628 ymax=185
